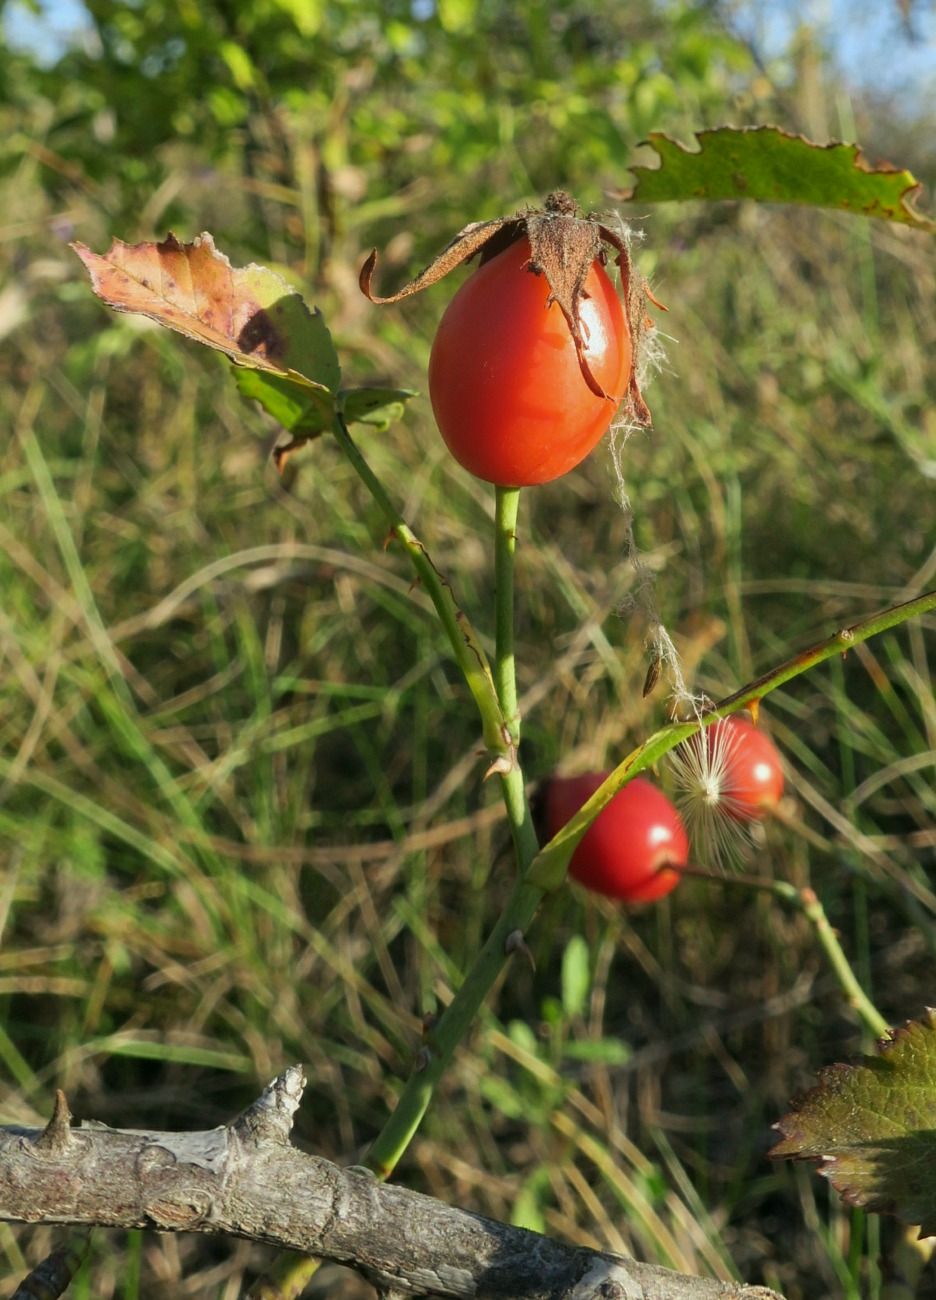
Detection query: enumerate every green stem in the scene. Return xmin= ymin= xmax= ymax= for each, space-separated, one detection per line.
xmin=244 ymin=1252 xmax=321 ymax=1300
xmin=681 ymin=870 xmax=889 ymax=1040
xmin=365 ymin=879 xmax=543 ymax=1180
xmin=266 ymin=460 xmax=535 ymax=1294
xmin=494 ymin=486 xmax=521 ymax=743
xmin=330 ymin=414 xmax=508 ymax=756
xmin=530 ymin=587 xmax=936 ymax=890
xmin=779 ymin=883 xmax=890 ymax=1039
xmin=366 ymin=486 xmax=540 ymax=1180
xmin=493 ymin=485 xmax=538 ymax=861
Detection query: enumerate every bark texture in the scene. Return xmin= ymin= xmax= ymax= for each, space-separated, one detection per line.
xmin=0 ymin=1068 xmax=784 ymax=1300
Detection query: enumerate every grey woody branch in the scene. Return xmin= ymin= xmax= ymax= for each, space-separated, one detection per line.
xmin=1 ymin=1068 xmax=784 ymax=1300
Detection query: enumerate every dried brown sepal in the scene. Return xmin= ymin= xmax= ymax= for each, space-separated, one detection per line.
xmin=525 ymin=200 xmax=608 ymax=398
xmin=642 ymin=652 xmax=663 ymax=699
xmin=596 ymin=218 xmax=655 ymax=425
xmin=272 ymin=436 xmax=306 ymax=475
xmin=360 ymin=192 xmax=656 ymax=424
xmin=358 ymin=216 xmax=518 ymax=304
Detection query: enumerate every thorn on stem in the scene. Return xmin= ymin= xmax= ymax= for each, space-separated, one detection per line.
xmin=505 ymin=929 xmax=536 ymax=971
xmin=230 ymin=1065 xmax=306 ymax=1147
xmin=34 ymin=1090 xmax=74 ymax=1155
xmin=483 ymin=753 xmax=515 ymax=781
xmin=273 ymin=436 xmax=308 ymax=473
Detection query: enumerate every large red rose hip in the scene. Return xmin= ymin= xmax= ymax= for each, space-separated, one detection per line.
xmin=428 ymin=237 xmax=631 ymax=487
xmin=360 ymin=192 xmax=655 ymax=485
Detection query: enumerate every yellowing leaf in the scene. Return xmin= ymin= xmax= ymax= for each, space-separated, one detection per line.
xmin=72 ymin=233 xmax=341 ymax=396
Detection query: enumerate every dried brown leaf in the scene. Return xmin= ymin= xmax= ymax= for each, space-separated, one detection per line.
xmin=73 ymin=233 xmax=340 ymax=394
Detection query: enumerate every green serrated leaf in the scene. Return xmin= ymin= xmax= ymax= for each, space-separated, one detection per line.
xmin=561 ymin=934 xmax=590 ymax=1019
xmin=771 ymin=1010 xmax=936 ymax=1235
xmin=269 ymin=298 xmax=340 ymax=392
xmin=234 ymin=302 xmax=342 ymax=449
xmin=340 ymin=386 xmax=417 ymax=432
xmin=617 ymin=126 xmax=935 ymax=232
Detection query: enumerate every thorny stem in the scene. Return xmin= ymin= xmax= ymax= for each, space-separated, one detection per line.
xmin=258 ymin=421 xmax=524 ymax=1300
xmin=494 ymin=486 xmax=539 ymax=861
xmin=330 ymin=413 xmax=509 ymax=757
xmin=366 ymin=485 xmax=540 ymax=1181
xmin=262 ymin=440 xmax=539 ymax=1299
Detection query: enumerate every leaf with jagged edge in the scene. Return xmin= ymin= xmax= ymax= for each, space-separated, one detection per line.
xmin=614 ymin=127 xmax=934 ymax=232
xmin=771 ymin=1009 xmax=936 ymax=1235
xmin=72 ymin=233 xmax=341 ymax=399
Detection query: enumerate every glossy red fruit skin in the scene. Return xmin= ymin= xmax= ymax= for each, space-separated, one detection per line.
xmin=428 ymin=237 xmax=631 ymax=487
xmin=545 ymin=773 xmax=687 ymax=903
xmin=715 ymin=717 xmax=785 ymax=821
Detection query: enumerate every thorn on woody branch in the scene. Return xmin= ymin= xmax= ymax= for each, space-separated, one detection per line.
xmin=33 ymin=1090 xmax=75 ymax=1156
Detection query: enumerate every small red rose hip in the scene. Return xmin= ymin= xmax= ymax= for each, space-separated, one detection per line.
xmin=668 ymin=714 xmax=785 ymax=867
xmin=544 ymin=772 xmax=688 ymax=903
xmin=702 ymin=715 xmax=785 ymax=821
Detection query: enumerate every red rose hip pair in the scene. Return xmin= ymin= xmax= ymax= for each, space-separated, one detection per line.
xmin=544 ymin=720 xmax=783 ymax=902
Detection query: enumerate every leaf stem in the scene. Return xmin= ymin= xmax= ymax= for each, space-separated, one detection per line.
xmin=776 ymin=883 xmax=890 ymax=1039
xmin=330 ymin=414 xmax=508 ymax=755
xmin=700 ymin=870 xmax=890 ymax=1040
xmin=494 ymin=486 xmax=521 ymax=742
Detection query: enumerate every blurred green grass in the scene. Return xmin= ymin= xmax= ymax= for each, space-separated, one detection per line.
xmin=1 ymin=5 xmax=935 ymax=1297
